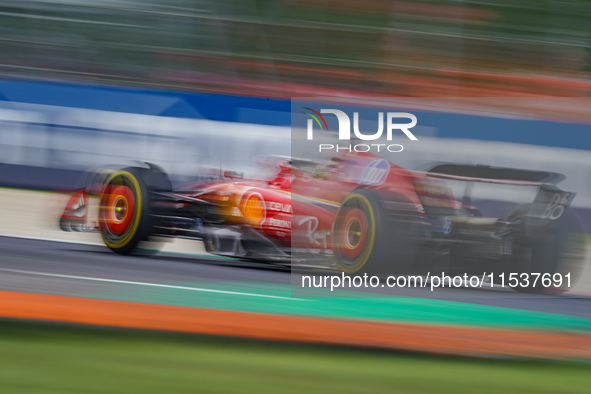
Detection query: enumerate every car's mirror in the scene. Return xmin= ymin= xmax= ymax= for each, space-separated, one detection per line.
xmin=224 ymin=170 xmax=244 ymax=178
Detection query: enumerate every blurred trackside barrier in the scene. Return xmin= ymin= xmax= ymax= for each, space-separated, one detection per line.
xmin=1 ymin=79 xmax=591 ymax=228
xmin=0 ymin=79 xmax=291 ymax=189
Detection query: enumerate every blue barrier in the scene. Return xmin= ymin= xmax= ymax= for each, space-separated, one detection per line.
xmin=1 ymin=78 xmax=590 ymax=151
xmin=0 ymin=79 xmax=290 ymax=125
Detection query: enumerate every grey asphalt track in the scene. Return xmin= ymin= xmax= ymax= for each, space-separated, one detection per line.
xmin=1 ymin=236 xmax=591 ymax=319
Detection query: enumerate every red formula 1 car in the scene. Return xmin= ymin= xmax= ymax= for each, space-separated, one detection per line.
xmin=60 ymin=150 xmax=586 ymax=292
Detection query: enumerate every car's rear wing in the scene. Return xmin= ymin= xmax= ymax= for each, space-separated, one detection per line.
xmin=425 ymin=164 xmax=565 ymax=186
xmin=425 ymin=163 xmax=575 ymax=220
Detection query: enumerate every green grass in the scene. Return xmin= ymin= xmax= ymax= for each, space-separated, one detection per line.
xmin=0 ymin=321 xmax=590 ymax=394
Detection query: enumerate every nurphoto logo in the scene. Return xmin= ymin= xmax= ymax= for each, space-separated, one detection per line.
xmin=304 ymin=108 xmax=418 ymax=152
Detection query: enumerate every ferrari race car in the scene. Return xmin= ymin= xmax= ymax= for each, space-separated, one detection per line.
xmin=60 ymin=151 xmax=586 ymax=292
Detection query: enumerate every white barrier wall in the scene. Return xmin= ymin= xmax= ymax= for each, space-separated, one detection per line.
xmin=0 ymin=102 xmax=291 ymax=181
xmin=2 ymin=102 xmax=591 ymax=210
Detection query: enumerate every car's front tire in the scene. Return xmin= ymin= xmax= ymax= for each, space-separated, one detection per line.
xmin=99 ymin=168 xmax=155 ymax=255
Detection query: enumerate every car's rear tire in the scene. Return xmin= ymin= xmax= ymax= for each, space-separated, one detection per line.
xmin=332 ymin=189 xmax=417 ymax=275
xmin=506 ymin=203 xmax=586 ymax=293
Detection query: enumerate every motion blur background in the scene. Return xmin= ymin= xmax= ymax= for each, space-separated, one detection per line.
xmin=2 ymin=1 xmax=591 ymax=393
xmin=2 ymin=0 xmax=591 ymax=96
